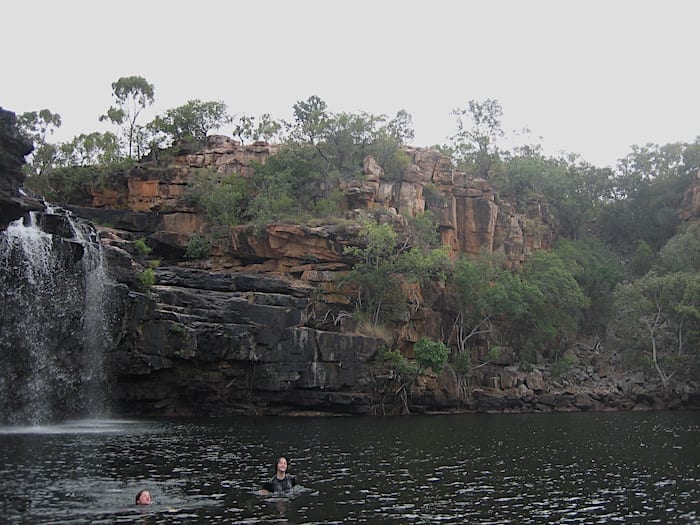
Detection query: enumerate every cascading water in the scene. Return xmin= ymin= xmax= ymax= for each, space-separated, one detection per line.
xmin=0 ymin=206 xmax=113 ymax=425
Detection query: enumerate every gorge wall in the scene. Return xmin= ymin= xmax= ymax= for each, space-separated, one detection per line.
xmin=2 ymin=108 xmax=698 ymax=418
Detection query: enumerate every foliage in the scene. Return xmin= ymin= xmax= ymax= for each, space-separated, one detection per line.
xmin=26 ymin=165 xmax=114 ymax=205
xmin=515 ymin=251 xmax=590 ymax=358
xmin=149 ymin=99 xmax=232 ymax=146
xmin=406 ymin=210 xmax=441 ymax=252
xmin=396 ymin=246 xmax=452 ymax=285
xmin=58 ymin=131 xmax=123 ymax=167
xmin=497 ymin=151 xmax=612 ymax=237
xmin=343 ymin=222 xmax=405 ymax=325
xmin=182 ymin=170 xmax=250 ymax=227
xmin=449 ymin=98 xmax=504 ymax=178
xmin=597 ymin=141 xmax=699 ymax=251
xmin=452 ymin=351 xmax=472 ymax=375
xmin=413 ymin=337 xmax=450 ymax=374
xmin=17 ymin=109 xmax=62 ymax=177
xmin=658 ymin=222 xmax=700 ymax=273
xmin=138 ymin=267 xmax=156 ymax=292
xmin=247 ymin=144 xmax=334 ymax=222
xmin=374 ymin=348 xmax=417 ymax=378
xmin=100 ymin=75 xmax=155 ymax=159
xmin=610 ymin=269 xmax=700 ymax=389
xmin=449 ymin=255 xmax=530 ymax=354
xmin=629 ymin=240 xmax=655 ymax=278
xmin=550 ymin=354 xmax=576 ymax=378
xmin=245 ymin=164 xmax=298 ymax=223
xmin=233 ymin=113 xmax=284 ymax=144
xmin=552 ymin=237 xmax=622 ymax=334
xmin=285 ymin=95 xmax=414 ymax=180
xmin=134 ymin=238 xmax=152 ymax=256
xmin=395 ymin=211 xmax=451 ymax=285
xmin=185 ymin=234 xmax=211 ymax=259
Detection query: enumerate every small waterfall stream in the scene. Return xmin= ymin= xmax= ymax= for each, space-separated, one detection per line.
xmin=0 ymin=207 xmax=113 ymax=424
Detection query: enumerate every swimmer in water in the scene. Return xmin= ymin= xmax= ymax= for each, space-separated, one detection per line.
xmin=135 ymin=490 xmax=152 ymax=505
xmin=259 ymin=455 xmax=296 ymax=495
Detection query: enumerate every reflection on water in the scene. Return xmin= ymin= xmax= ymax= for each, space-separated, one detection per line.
xmin=0 ymin=412 xmax=698 ymax=524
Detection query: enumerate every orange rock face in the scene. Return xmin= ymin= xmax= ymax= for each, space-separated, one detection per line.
xmin=89 ymin=135 xmax=557 ymax=272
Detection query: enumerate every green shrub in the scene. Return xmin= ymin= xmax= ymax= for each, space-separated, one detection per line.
xmin=134 ymin=238 xmax=152 ymax=256
xmin=550 ymin=354 xmax=576 ymax=378
xmin=375 ymin=348 xmax=417 ymax=378
xmin=185 ymin=234 xmax=211 ymax=259
xmin=452 ymin=351 xmax=471 ymax=375
xmin=139 ymin=267 xmax=156 ymax=292
xmin=414 ymin=337 xmax=450 ymax=374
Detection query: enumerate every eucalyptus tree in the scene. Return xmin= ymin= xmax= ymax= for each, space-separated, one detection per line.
xmin=609 ymin=224 xmax=700 ymax=389
xmin=449 ymin=98 xmax=504 ymax=178
xmin=233 ymin=113 xmax=284 ymax=144
xmin=449 ymin=255 xmax=537 ymax=358
xmin=16 ymin=109 xmax=62 ymax=177
xmin=149 ymin=99 xmax=232 ymax=146
xmin=290 ymin=95 xmax=331 ymax=145
xmin=100 ymin=75 xmax=155 ymax=159
xmin=611 ymin=269 xmax=700 ymax=390
xmin=58 ymin=131 xmax=121 ymax=167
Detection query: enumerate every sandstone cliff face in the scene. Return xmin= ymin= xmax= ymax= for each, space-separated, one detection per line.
xmin=79 ymin=135 xmax=696 ymax=415
xmin=3 ymin=114 xmax=697 ymax=417
xmin=87 ymin=136 xmax=556 ymax=272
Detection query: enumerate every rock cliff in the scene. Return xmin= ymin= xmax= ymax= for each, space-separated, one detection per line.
xmin=0 ymin=108 xmax=43 ymax=229
xmin=2 ymin=110 xmax=698 ymax=416
xmin=85 ymin=136 xmax=555 ymax=271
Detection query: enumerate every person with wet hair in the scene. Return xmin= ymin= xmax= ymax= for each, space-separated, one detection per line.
xmin=259 ymin=455 xmax=296 ymax=495
xmin=135 ymin=489 xmax=152 ymax=505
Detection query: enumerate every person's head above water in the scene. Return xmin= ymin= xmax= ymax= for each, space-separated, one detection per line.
xmin=135 ymin=490 xmax=152 ymax=505
xmin=275 ymin=456 xmax=289 ymax=478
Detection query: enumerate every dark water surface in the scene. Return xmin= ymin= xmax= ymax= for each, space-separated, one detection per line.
xmin=0 ymin=411 xmax=698 ymax=524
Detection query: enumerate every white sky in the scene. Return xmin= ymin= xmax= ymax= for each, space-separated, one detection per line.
xmin=2 ymin=0 xmax=698 ymax=168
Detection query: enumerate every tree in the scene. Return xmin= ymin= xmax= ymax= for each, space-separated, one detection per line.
xmin=553 ymin=237 xmax=622 ymax=334
xmin=386 ymin=109 xmax=415 ymax=144
xmin=100 ymin=75 xmax=155 ymax=159
xmin=17 ymin=109 xmax=62 ymax=177
xmin=518 ymin=251 xmax=590 ymax=358
xmin=150 ymin=99 xmax=232 ymax=146
xmin=344 ymin=222 xmax=405 ymax=326
xmin=58 ymin=132 xmax=122 ymax=167
xmin=248 ymin=144 xmax=330 ymax=219
xmin=290 ymin=95 xmax=330 ymax=145
xmin=611 ymin=270 xmax=700 ymax=390
xmin=233 ymin=113 xmax=284 ymax=144
xmin=449 ymin=256 xmax=536 ymax=358
xmin=629 ymin=240 xmax=656 ymax=278
xmin=450 ymin=98 xmax=504 ymax=178
xmin=598 ymin=141 xmax=698 ymax=251
xmin=659 ymin=222 xmax=700 ymax=273
xmin=321 ymin=111 xmax=388 ymax=178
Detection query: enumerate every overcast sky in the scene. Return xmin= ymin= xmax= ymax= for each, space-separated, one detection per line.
xmin=3 ymin=0 xmax=698 ymax=168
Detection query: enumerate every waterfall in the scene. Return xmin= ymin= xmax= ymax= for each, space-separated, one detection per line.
xmin=0 ymin=207 xmax=113 ymax=424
